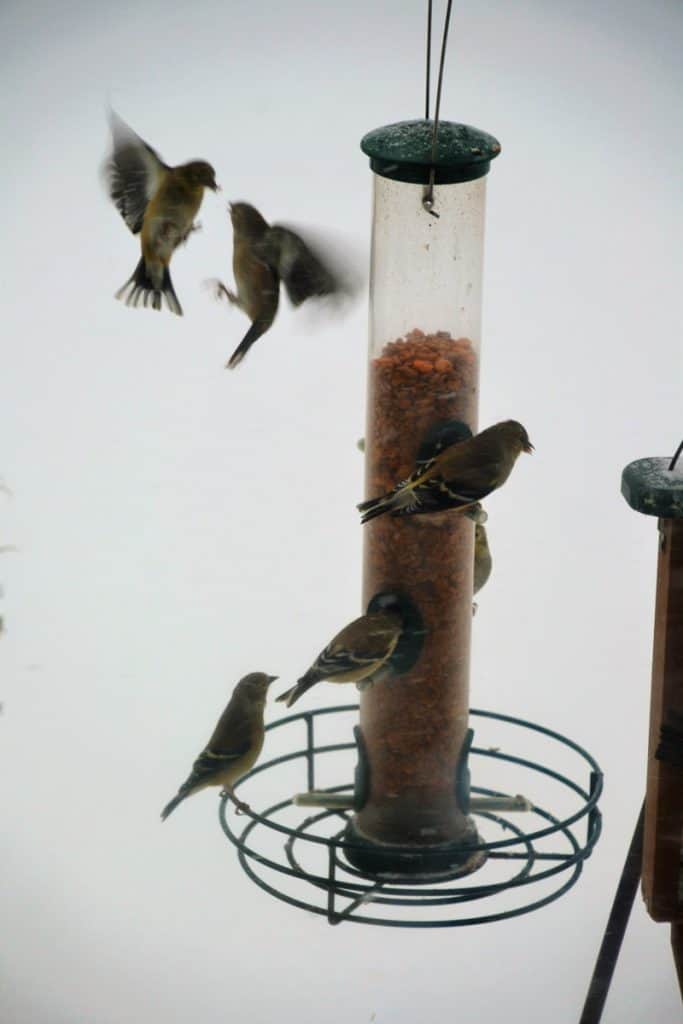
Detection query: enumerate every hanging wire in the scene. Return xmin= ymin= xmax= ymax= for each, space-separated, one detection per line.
xmin=423 ymin=0 xmax=454 ymax=217
xmin=425 ymin=0 xmax=433 ymax=120
xmin=668 ymin=438 xmax=683 ymax=472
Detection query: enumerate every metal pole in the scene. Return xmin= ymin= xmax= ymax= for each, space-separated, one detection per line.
xmin=579 ymin=801 xmax=645 ymax=1024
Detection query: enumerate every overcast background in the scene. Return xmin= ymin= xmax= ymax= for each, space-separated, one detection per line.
xmin=1 ymin=1 xmax=682 ymax=1021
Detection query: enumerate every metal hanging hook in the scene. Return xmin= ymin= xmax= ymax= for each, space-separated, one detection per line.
xmin=422 ymin=0 xmax=454 ymax=217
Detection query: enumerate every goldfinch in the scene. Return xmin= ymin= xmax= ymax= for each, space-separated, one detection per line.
xmin=358 ymin=420 xmax=533 ymax=524
xmin=105 ymin=111 xmax=219 ymax=315
xmin=277 ymin=595 xmax=405 ymax=708
xmin=161 ymin=672 xmax=276 ymax=820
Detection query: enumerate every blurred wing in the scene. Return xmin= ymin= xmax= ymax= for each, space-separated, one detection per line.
xmin=104 ymin=110 xmax=168 ymax=234
xmin=256 ymin=225 xmax=336 ymax=306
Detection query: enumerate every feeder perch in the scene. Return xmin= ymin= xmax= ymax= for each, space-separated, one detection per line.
xmin=219 ymin=704 xmax=601 ymax=927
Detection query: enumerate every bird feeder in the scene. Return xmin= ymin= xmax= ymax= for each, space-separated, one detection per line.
xmin=621 ymin=455 xmax=683 ymax=933
xmin=346 ymin=119 xmax=500 ymax=874
xmin=220 ymin=121 xmax=602 ymax=927
xmin=579 ymin=453 xmax=683 ymax=1021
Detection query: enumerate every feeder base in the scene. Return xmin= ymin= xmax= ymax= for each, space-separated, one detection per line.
xmin=343 ymin=817 xmax=487 ymax=879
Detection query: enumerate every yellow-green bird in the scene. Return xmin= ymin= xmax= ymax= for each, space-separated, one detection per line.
xmin=474 ymin=524 xmax=492 ymax=596
xmin=358 ymin=420 xmax=533 ymax=524
xmin=277 ymin=595 xmax=404 ymax=708
xmin=105 ymin=111 xmax=219 ymax=315
xmin=472 ymin=523 xmax=492 ymax=615
xmin=161 ymin=672 xmax=277 ymax=820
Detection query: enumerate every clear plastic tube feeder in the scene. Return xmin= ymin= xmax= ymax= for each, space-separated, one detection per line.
xmin=347 ymin=119 xmax=501 ymax=876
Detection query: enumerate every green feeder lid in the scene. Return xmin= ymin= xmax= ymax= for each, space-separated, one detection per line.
xmin=621 ymin=457 xmax=683 ymax=518
xmin=361 ymin=119 xmax=501 ymax=185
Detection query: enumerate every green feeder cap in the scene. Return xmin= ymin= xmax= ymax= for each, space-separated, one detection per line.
xmin=621 ymin=457 xmax=683 ymax=518
xmin=361 ymin=119 xmax=501 ymax=185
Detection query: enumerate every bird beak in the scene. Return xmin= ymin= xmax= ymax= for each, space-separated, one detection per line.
xmin=266 ymin=675 xmax=278 ymax=685
xmin=524 ymin=441 xmax=535 ymax=453
xmin=213 ymin=183 xmax=221 ymax=192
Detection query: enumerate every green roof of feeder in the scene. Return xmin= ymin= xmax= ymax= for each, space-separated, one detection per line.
xmin=621 ymin=458 xmax=683 ymax=518
xmin=361 ymin=120 xmax=501 ymax=185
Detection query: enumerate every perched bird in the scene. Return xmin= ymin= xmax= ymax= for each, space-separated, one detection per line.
xmin=358 ymin=420 xmax=533 ymax=524
xmin=104 ymin=111 xmax=219 ymax=315
xmin=161 ymin=672 xmax=277 ymax=821
xmin=358 ymin=422 xmax=488 ymax=522
xmin=473 ymin=523 xmax=492 ymax=596
xmin=277 ymin=595 xmax=405 ymax=708
xmin=213 ymin=201 xmax=347 ymax=368
xmin=472 ymin=522 xmax=492 ymax=615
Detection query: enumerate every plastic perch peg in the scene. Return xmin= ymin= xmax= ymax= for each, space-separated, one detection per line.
xmin=344 ymin=120 xmax=501 ymax=876
xmin=294 ymin=791 xmax=532 ymax=813
xmin=621 ymin=453 xmax=683 ymax=999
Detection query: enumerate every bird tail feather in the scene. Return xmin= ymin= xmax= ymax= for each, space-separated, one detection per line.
xmin=358 ymin=475 xmax=427 ymax=523
xmin=160 ymin=790 xmax=188 ymax=821
xmin=226 ymin=320 xmax=269 ymax=369
xmin=357 ymin=491 xmax=399 ymax=524
xmin=276 ymin=673 xmax=317 ymax=708
xmin=116 ymin=258 xmax=183 ymax=316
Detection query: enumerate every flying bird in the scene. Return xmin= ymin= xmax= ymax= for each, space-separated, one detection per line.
xmin=161 ymin=672 xmax=276 ymax=821
xmin=357 ymin=420 xmax=533 ymax=524
xmin=212 ymin=201 xmax=353 ymax=368
xmin=104 ymin=110 xmax=219 ymax=315
xmin=277 ymin=595 xmax=405 ymax=708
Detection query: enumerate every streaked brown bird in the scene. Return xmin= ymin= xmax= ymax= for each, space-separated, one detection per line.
xmin=104 ymin=111 xmax=219 ymax=315
xmin=358 ymin=420 xmax=533 ymax=524
xmin=213 ymin=201 xmax=346 ymax=368
xmin=161 ymin=672 xmax=277 ymax=820
xmin=277 ymin=595 xmax=404 ymax=708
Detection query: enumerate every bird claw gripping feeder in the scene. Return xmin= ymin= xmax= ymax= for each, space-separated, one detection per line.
xmin=218 ymin=108 xmax=603 ymax=928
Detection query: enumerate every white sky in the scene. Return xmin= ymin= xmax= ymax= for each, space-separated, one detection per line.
xmin=1 ymin=1 xmax=682 ymax=1021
